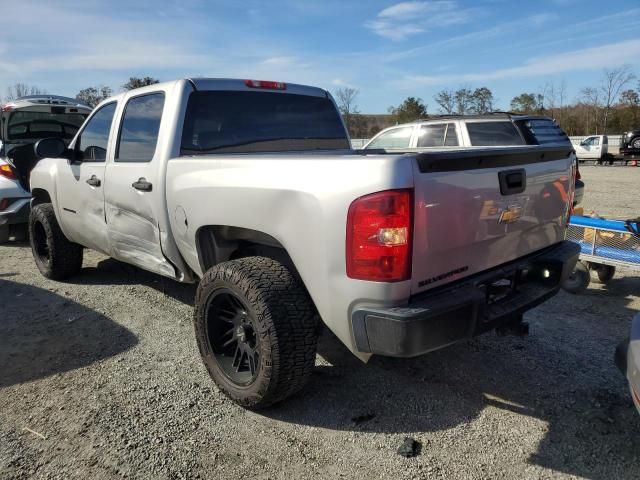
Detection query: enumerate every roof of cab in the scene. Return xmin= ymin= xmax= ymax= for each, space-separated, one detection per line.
xmin=188 ymin=78 xmax=329 ymax=98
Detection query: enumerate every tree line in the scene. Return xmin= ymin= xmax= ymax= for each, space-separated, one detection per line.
xmin=1 ymin=77 xmax=160 ymax=108
xmin=336 ymin=65 xmax=638 ymax=138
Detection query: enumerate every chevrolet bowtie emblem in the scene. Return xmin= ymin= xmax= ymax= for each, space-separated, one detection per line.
xmin=499 ymin=205 xmax=523 ymax=224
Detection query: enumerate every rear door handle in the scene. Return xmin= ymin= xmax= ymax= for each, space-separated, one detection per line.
xmin=132 ymin=178 xmax=152 ymax=192
xmin=86 ymin=175 xmax=101 ymax=187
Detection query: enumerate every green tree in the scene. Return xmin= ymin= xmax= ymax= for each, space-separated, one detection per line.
xmin=510 ymin=93 xmax=544 ymax=114
xmin=122 ymin=76 xmax=160 ymax=91
xmin=389 ymin=97 xmax=427 ymax=123
xmin=620 ymin=88 xmax=640 ymax=126
xmin=76 ymin=86 xmax=113 ymax=108
xmin=470 ymin=87 xmax=494 ymax=114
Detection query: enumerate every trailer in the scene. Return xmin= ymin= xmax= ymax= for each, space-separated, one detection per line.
xmin=562 ymin=215 xmax=640 ymax=293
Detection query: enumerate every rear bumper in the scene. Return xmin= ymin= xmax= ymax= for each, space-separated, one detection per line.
xmin=0 ymin=197 xmax=30 ymax=226
xmin=352 ymin=240 xmax=580 ymax=357
xmin=615 ymin=313 xmax=640 ymax=415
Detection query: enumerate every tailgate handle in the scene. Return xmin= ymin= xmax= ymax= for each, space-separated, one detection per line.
xmin=498 ymin=169 xmax=526 ymax=195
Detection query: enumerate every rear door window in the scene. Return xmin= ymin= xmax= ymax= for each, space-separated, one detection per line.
xmin=417 ymin=123 xmax=459 ymax=147
xmin=116 ymin=93 xmax=165 ymax=162
xmin=466 ymin=121 xmax=524 ymax=146
xmin=367 ymin=126 xmax=414 ymax=149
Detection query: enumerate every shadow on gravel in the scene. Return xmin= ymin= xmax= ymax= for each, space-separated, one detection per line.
xmin=263 ymin=277 xmax=640 ymax=480
xmin=68 ymin=258 xmax=196 ymax=306
xmin=0 ymin=278 xmax=138 ymax=388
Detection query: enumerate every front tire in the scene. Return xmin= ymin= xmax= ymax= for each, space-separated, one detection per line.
xmin=194 ymin=256 xmax=318 ymax=409
xmin=29 ymin=203 xmax=83 ymax=280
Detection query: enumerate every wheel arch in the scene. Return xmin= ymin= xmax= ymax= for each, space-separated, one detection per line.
xmin=31 ymin=188 xmax=52 ymax=206
xmin=195 ymin=225 xmax=299 ymax=278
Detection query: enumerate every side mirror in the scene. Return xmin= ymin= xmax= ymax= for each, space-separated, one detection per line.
xmin=34 ymin=137 xmax=66 ymax=159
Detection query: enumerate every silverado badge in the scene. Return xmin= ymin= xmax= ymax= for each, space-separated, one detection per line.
xmin=499 ymin=205 xmax=523 ymax=224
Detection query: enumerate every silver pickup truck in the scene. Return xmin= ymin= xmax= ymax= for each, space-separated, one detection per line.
xmin=28 ymin=78 xmax=579 ymax=408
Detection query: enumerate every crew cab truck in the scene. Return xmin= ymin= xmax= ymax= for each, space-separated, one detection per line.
xmin=28 ymin=78 xmax=580 ymax=409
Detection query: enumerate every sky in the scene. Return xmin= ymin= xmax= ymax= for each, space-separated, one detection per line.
xmin=1 ymin=0 xmax=639 ymax=113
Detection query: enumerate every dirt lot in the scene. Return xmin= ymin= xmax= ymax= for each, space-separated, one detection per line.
xmin=1 ymin=166 xmax=639 ymax=480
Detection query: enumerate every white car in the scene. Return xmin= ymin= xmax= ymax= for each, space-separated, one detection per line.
xmin=0 ymin=95 xmax=91 ymax=241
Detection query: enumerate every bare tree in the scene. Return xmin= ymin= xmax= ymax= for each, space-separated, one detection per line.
xmin=4 ymin=83 xmax=46 ymax=102
xmin=580 ymin=87 xmax=601 ymax=134
xmin=433 ymin=89 xmax=455 ymax=114
xmin=600 ymin=65 xmax=635 ymax=133
xmin=335 ymin=87 xmax=360 ymax=135
xmin=454 ymin=87 xmax=473 ymax=115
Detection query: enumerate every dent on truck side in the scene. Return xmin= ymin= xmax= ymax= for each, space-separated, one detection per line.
xmin=165 ymin=154 xmax=416 ymax=361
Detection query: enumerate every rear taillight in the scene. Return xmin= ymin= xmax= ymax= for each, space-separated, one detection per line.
xmin=346 ymin=189 xmax=413 ymax=282
xmin=0 ymin=163 xmax=16 ymax=180
xmin=244 ymin=79 xmax=287 ymax=90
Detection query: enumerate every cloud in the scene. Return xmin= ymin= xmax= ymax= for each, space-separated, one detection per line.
xmin=365 ymin=1 xmax=473 ymax=41
xmin=396 ymin=39 xmax=640 ymax=87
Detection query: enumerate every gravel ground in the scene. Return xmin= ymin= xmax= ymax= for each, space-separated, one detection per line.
xmin=1 ymin=165 xmax=639 ymax=480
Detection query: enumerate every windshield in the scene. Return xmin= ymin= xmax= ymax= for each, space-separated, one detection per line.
xmin=6 ymin=110 xmax=88 ymax=142
xmin=180 ymin=90 xmax=349 ymax=154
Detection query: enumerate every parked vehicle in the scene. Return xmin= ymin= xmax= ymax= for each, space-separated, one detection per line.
xmin=616 ymin=313 xmax=640 ymax=415
xmin=27 ymin=78 xmax=579 ymax=408
xmin=572 ymin=135 xmax=610 ymax=164
xmin=363 ymin=114 xmax=585 ymax=206
xmin=0 ymin=95 xmax=91 ymax=241
xmin=620 ymin=129 xmax=640 ymax=163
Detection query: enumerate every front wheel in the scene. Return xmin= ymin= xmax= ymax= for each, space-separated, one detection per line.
xmin=29 ymin=203 xmax=83 ymax=280
xmin=194 ymin=256 xmax=318 ymax=409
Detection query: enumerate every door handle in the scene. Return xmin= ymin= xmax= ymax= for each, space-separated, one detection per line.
xmin=86 ymin=175 xmax=101 ymax=187
xmin=132 ymin=177 xmax=153 ymax=192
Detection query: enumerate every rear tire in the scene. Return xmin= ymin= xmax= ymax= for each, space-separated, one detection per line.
xmin=561 ymin=260 xmax=590 ymax=294
xmin=591 ymin=263 xmax=615 ymax=284
xmin=29 ymin=203 xmax=83 ymax=280
xmin=194 ymin=256 xmax=318 ymax=409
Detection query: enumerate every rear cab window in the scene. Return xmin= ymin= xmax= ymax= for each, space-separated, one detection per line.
xmin=466 ymin=121 xmax=525 ymax=146
xmin=180 ymin=91 xmax=349 ymax=154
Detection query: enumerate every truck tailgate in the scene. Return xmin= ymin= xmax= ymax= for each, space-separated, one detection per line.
xmin=411 ymin=146 xmax=574 ymax=294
